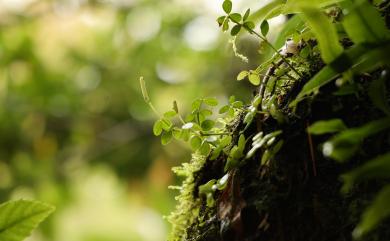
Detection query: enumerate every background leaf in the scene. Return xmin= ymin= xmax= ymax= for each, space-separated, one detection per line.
xmin=368 ymin=71 xmax=390 ymax=116
xmin=342 ymin=152 xmax=390 ymax=193
xmin=323 ymin=118 xmax=390 ymax=161
xmin=353 ymin=185 xmax=390 ymax=239
xmin=0 ymin=200 xmax=55 ymax=241
xmin=341 ymin=0 xmax=390 ymax=44
xmin=308 ymin=119 xmax=347 ymax=135
xmin=297 ymin=6 xmax=343 ymax=63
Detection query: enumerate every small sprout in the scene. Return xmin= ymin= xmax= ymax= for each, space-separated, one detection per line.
xmin=216 ymin=173 xmax=229 ymax=190
xmin=261 ymin=149 xmax=270 ymax=165
xmin=222 ymin=0 xmax=232 ymax=14
xmin=266 ymin=137 xmax=276 ymax=146
xmin=139 ymin=76 xmax=150 ymax=103
xmin=260 ymin=20 xmax=269 ymax=36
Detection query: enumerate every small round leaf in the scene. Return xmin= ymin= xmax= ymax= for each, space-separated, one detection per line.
xmin=161 ymin=131 xmax=173 ymax=145
xmin=248 ymin=74 xmax=261 ymax=85
xmin=230 ymin=24 xmax=241 ymax=36
xmin=229 ymin=13 xmax=242 ymax=22
xmin=153 ymin=120 xmax=163 ymax=136
xmin=222 ymin=0 xmax=232 ymax=14
xmin=204 ymin=97 xmax=218 ymax=106
xmin=201 ymin=120 xmax=215 ymax=131
xmin=260 ymin=20 xmax=269 ymax=36
xmin=190 ymin=135 xmax=202 ymax=150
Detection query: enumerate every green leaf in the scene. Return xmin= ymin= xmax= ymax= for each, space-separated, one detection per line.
xmin=308 ymin=119 xmax=347 ymax=135
xmin=292 ymin=65 xmax=338 ymax=105
xmin=297 ymin=6 xmax=343 ymax=63
xmin=229 ymin=13 xmax=242 ymax=22
xmin=368 ymin=71 xmax=390 ymax=116
xmin=299 ymin=45 xmax=311 ymax=58
xmin=192 ymin=99 xmax=202 ymax=110
xmin=248 ymin=0 xmax=284 ymax=23
xmin=260 ymin=20 xmax=269 ymax=36
xmin=222 ymin=19 xmax=230 ymax=32
xmin=204 ymin=97 xmax=218 ymax=106
xmin=153 ymin=120 xmax=163 ymax=136
xmin=219 ymin=105 xmax=230 ymax=114
xmin=217 ymin=16 xmax=226 ymax=26
xmin=230 ymin=24 xmax=241 ymax=36
xmin=243 ymin=21 xmax=255 ymax=30
xmin=198 ymin=179 xmax=216 ymax=194
xmin=0 ymin=200 xmax=55 ymax=241
xmin=222 ymin=0 xmax=232 ymax=14
xmin=163 ymin=110 xmax=177 ymax=118
xmin=201 ymin=120 xmax=215 ymax=131
xmin=172 ymin=127 xmax=182 ymax=140
xmin=200 ymin=142 xmax=211 ymax=156
xmin=283 ymin=0 xmax=346 ymax=13
xmin=190 ymin=135 xmax=202 ymax=150
xmin=341 ymin=0 xmax=390 ymax=44
xmin=161 ymin=131 xmax=173 ymax=145
xmin=232 ymin=101 xmax=243 ymax=108
xmin=323 ymin=117 xmax=390 ymax=161
xmin=238 ymin=134 xmax=246 ymax=151
xmin=248 ymin=74 xmax=261 ymax=85
xmin=243 ymin=9 xmax=250 ymax=21
xmin=200 ymin=109 xmax=212 ymax=117
xmin=353 ymin=185 xmax=390 ymax=239
xmin=293 ymin=43 xmax=390 ymax=105
xmin=237 ymin=71 xmax=249 ymax=81
xmin=161 ymin=118 xmax=172 ymax=131
xmin=220 ymin=135 xmax=232 ymax=147
xmin=342 ymin=152 xmax=390 ymax=193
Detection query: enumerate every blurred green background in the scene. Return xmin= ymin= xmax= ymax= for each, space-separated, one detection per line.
xmin=0 ymin=0 xmax=283 ymax=240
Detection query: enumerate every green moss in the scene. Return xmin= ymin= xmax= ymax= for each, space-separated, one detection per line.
xmin=167 ymin=154 xmax=206 ymax=241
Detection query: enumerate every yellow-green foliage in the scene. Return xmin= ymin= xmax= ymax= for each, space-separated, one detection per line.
xmin=167 ymin=154 xmax=206 ymax=241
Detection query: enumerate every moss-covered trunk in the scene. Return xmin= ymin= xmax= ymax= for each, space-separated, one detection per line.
xmin=166 ymin=2 xmax=390 ymax=241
